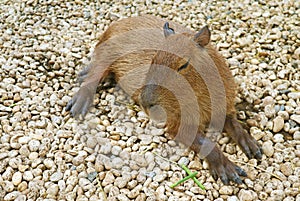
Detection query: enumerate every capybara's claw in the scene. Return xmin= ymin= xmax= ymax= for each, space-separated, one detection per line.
xmin=206 ymin=146 xmax=247 ymax=185
xmin=65 ymin=85 xmax=95 ymax=118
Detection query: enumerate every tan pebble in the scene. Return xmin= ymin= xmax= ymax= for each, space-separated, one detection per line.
xmin=17 ymin=181 xmax=28 ymax=192
xmin=273 ymin=116 xmax=284 ymax=132
xmin=128 ymin=185 xmax=142 ymax=199
xmin=219 ymin=186 xmax=234 ymax=195
xmin=28 ymin=152 xmax=39 ymax=160
xmin=278 ymin=111 xmax=289 ymax=120
xmin=188 ymin=160 xmax=202 ymax=170
xmin=280 ymin=162 xmax=294 ymax=176
xmin=19 ymin=145 xmax=30 ymax=157
xmin=246 ymin=119 xmax=258 ymax=127
xmin=18 ymin=165 xmax=29 ymax=172
xmin=110 ymin=134 xmax=120 ymax=141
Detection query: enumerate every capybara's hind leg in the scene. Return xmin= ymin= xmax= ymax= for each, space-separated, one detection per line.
xmin=224 ymin=116 xmax=262 ymax=159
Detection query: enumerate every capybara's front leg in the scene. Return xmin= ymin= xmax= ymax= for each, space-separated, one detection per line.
xmin=192 ymin=132 xmax=247 ymax=185
xmin=66 ymin=62 xmax=110 ymax=118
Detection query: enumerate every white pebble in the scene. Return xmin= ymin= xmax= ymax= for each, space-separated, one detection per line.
xmin=219 ymin=186 xmax=234 ymax=195
xmin=227 ymin=196 xmax=239 ymax=201
xmin=12 ymin=172 xmax=22 ymax=186
xmin=23 ymin=171 xmax=33 ymax=181
xmin=293 ymin=131 xmax=300 ymax=140
xmin=273 ymin=134 xmax=284 ymax=143
xmin=4 ymin=191 xmax=20 ymax=201
xmin=46 ymin=184 xmax=59 ymax=197
xmin=28 ymin=140 xmax=41 ymax=152
xmin=112 ymin=157 xmax=125 ymax=169
xmin=50 ymin=172 xmax=63 ymax=182
xmin=79 ymin=178 xmax=92 ymax=191
xmin=18 ymin=136 xmax=31 ymax=144
xmin=58 ymin=180 xmax=66 ymax=191
xmin=287 ymin=92 xmax=300 ymax=99
xmin=238 ymin=189 xmax=257 ymax=201
xmin=3 ymin=181 xmax=14 ymax=192
xmin=262 ymin=140 xmax=274 ymax=157
xmin=290 ymin=114 xmax=300 ymax=124
xmin=102 ymin=171 xmax=115 ymax=186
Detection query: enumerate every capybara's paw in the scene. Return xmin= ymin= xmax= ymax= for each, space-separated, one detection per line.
xmin=236 ymin=132 xmax=262 ymax=160
xmin=208 ymin=156 xmax=247 ymax=185
xmin=65 ymin=86 xmax=95 ymax=118
xmin=225 ymin=117 xmax=263 ymax=160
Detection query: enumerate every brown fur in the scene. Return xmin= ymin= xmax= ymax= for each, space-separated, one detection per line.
xmin=66 ymin=15 xmax=262 ymax=185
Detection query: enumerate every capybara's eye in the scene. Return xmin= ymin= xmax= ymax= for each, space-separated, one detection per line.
xmin=178 ymin=59 xmax=190 ymax=72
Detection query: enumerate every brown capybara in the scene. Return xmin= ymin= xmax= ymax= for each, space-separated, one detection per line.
xmin=66 ymin=15 xmax=262 ymax=185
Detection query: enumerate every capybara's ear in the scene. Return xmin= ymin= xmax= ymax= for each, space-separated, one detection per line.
xmin=194 ymin=25 xmax=211 ymax=47
xmin=163 ymin=22 xmax=175 ymax=37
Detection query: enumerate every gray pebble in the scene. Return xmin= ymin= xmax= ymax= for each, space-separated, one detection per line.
xmin=112 ymin=157 xmax=125 ymax=169
xmin=178 ymin=157 xmax=189 ymax=166
xmin=99 ymin=143 xmax=112 ymax=155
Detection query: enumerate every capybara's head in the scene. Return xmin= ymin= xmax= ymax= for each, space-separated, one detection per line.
xmin=139 ymin=22 xmax=215 ymax=129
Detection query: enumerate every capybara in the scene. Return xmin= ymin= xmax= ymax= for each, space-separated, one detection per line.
xmin=66 ymin=15 xmax=262 ymax=185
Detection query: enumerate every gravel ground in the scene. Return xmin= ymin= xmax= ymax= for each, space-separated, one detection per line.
xmin=0 ymin=0 xmax=299 ymax=200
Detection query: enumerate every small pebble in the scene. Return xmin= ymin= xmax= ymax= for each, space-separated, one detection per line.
xmin=12 ymin=172 xmax=22 ymax=186
xmin=50 ymin=172 xmax=63 ymax=182
xmin=273 ymin=116 xmax=285 ymax=132
xmin=262 ymin=140 xmax=274 ymax=157
xmin=290 ymin=114 xmax=300 ymax=124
